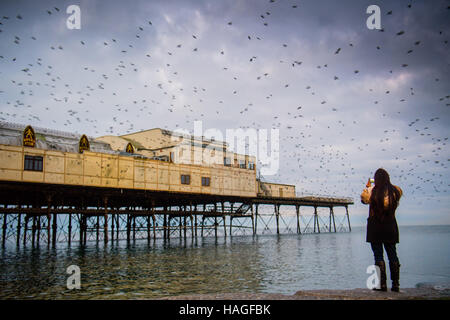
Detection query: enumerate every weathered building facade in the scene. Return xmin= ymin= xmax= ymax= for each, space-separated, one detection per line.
xmin=0 ymin=122 xmax=352 ymax=246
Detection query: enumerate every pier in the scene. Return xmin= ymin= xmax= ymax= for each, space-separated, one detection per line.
xmin=0 ymin=180 xmax=353 ymax=247
xmin=0 ymin=122 xmax=354 ymax=247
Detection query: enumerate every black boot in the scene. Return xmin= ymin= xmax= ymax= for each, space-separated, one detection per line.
xmin=390 ymin=261 xmax=401 ymax=292
xmin=373 ymin=261 xmax=387 ymax=291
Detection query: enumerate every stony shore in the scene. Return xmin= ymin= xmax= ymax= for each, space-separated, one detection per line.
xmin=160 ymin=287 xmax=450 ymax=300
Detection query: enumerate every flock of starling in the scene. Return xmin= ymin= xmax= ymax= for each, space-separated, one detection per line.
xmin=0 ymin=1 xmax=449 ymax=217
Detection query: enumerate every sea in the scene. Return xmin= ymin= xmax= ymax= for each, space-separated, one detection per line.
xmin=0 ymin=225 xmax=449 ymax=299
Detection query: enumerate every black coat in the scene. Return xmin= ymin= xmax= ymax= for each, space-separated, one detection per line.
xmin=361 ymin=185 xmax=402 ymax=244
xmin=366 ymin=213 xmax=399 ymax=243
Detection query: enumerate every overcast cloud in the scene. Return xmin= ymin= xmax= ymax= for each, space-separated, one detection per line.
xmin=0 ymin=0 xmax=449 ymax=226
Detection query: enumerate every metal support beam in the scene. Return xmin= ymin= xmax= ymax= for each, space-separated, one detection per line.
xmin=83 ymin=214 xmax=87 ymax=245
xmin=222 ymin=202 xmax=226 ymax=238
xmin=275 ymin=204 xmax=280 ymax=234
xmin=17 ymin=209 xmax=21 ymax=246
xmin=31 ymin=215 xmax=36 ymax=246
xmin=251 ymin=204 xmax=255 ymax=235
xmin=79 ymin=213 xmax=83 ymax=244
xmin=314 ymin=206 xmax=320 ymax=233
xmin=132 ymin=212 xmax=136 ymax=241
xmin=151 ymin=214 xmax=155 ymax=240
xmin=184 ymin=215 xmax=187 ymax=239
xmin=214 ymin=203 xmax=218 ymax=238
xmin=111 ymin=212 xmax=115 ymax=242
xmin=190 ymin=214 xmax=194 ymax=239
xmin=68 ymin=212 xmax=72 ymax=245
xmin=147 ymin=214 xmax=151 ymax=243
xmin=194 ymin=208 xmax=197 ymax=238
xmin=1 ymin=212 xmax=6 ymax=248
xmin=47 ymin=196 xmax=52 ymax=247
xmin=229 ymin=216 xmax=233 ymax=235
xmin=345 ymin=205 xmax=351 ymax=232
xmin=52 ymin=210 xmax=57 ymax=246
xmin=254 ymin=204 xmax=258 ymax=234
xmin=103 ymin=198 xmax=108 ymax=244
xmin=126 ymin=213 xmax=130 ymax=241
xmin=96 ymin=215 xmax=100 ymax=242
xmin=152 ymin=201 xmax=156 ymax=240
xmin=163 ymin=206 xmax=167 ymax=239
xmin=190 ymin=203 xmax=194 ymax=239
xmin=296 ymin=205 xmax=301 ymax=234
xmin=23 ymin=214 xmax=28 ymax=246
xmin=330 ymin=206 xmax=336 ymax=233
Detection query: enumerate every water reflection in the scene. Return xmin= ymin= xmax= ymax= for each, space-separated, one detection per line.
xmin=0 ymin=227 xmax=449 ymax=299
xmin=0 ymin=236 xmax=269 ymax=299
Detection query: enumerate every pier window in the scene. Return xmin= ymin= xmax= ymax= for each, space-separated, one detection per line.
xmin=201 ymin=177 xmax=211 ymax=187
xmin=248 ymin=161 xmax=255 ymax=170
xmin=181 ymin=174 xmax=190 ymax=185
xmin=24 ymin=155 xmax=43 ymax=171
xmin=238 ymin=160 xmax=246 ymax=169
xmin=223 ymin=157 xmax=231 ymax=167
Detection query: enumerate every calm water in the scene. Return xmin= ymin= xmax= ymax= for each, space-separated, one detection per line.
xmin=0 ymin=225 xmax=449 ymax=299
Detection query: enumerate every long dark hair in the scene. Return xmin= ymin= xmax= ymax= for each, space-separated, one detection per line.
xmin=370 ymin=168 xmax=401 ymax=219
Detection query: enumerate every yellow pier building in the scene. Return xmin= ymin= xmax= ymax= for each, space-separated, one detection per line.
xmin=0 ymin=122 xmax=295 ymax=198
xmin=0 ymin=122 xmax=352 ymax=246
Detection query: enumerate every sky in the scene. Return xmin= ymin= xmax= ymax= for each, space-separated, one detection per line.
xmin=0 ymin=0 xmax=449 ymax=226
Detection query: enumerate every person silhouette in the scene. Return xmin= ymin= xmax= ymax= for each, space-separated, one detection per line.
xmin=361 ymin=168 xmax=403 ymax=292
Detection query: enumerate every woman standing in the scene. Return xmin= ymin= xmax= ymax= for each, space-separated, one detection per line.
xmin=361 ymin=168 xmax=403 ymax=292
